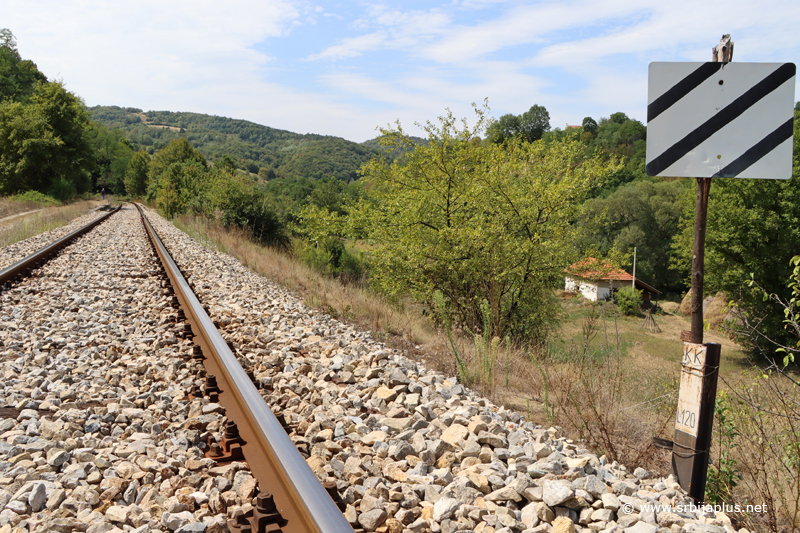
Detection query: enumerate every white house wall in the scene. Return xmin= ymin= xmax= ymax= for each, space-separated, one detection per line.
xmin=565 ymin=277 xmax=600 ymax=301
xmin=565 ymin=277 xmax=629 ymax=302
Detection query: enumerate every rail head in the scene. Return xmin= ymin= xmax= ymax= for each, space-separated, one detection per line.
xmin=134 ymin=203 xmax=354 ymax=533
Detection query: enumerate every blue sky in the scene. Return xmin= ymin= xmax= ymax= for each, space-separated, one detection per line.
xmin=5 ymin=0 xmax=800 ymax=142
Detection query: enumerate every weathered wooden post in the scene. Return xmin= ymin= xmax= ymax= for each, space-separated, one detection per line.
xmin=646 ymin=34 xmax=795 ymax=502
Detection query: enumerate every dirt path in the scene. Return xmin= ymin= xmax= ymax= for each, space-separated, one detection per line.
xmin=0 ymin=208 xmax=45 ymax=225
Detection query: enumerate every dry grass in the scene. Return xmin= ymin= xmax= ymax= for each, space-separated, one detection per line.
xmin=710 ymin=371 xmax=800 ymax=533
xmin=0 ymin=199 xmax=100 ymax=247
xmin=173 ymin=214 xmax=439 ymax=350
xmin=0 ymin=196 xmax=48 ymax=220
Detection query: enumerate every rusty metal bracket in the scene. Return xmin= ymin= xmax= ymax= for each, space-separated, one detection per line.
xmin=205 ymin=420 xmax=247 ymax=463
xmin=228 ymin=492 xmax=287 ymax=533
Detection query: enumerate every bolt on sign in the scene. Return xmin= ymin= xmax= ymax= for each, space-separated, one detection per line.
xmin=647 ymin=62 xmax=796 ymax=179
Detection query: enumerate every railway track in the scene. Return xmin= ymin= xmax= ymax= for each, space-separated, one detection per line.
xmin=0 ymin=202 xmax=724 ymax=533
xmin=0 ymin=205 xmax=121 ymax=286
xmin=0 ymin=203 xmax=352 ymax=533
xmin=135 ymin=203 xmax=353 ymax=533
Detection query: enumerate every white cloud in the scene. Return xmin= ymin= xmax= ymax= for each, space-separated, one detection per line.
xmin=308 ymin=5 xmax=450 ymax=61
xmin=306 ymin=31 xmax=388 ymax=60
xmin=421 ymin=0 xmax=648 ymax=64
xmin=533 ymin=0 xmax=800 ymax=68
xmin=2 ymin=0 xmax=798 ymax=142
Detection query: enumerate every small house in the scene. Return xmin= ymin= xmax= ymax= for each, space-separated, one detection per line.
xmin=565 ymin=258 xmax=661 ymax=303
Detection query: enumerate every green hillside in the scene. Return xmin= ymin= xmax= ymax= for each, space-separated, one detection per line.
xmin=89 ymin=106 xmax=380 ymax=182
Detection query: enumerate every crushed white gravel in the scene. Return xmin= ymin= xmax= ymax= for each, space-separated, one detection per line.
xmin=0 ymin=205 xmax=746 ymax=533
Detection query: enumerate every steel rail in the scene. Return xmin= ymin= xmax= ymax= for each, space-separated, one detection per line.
xmin=134 ymin=204 xmax=354 ymax=533
xmin=0 ymin=204 xmax=121 ymax=286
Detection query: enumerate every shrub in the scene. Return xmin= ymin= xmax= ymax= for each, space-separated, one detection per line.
xmin=299 ymin=237 xmax=364 ymax=282
xmin=358 ymin=105 xmax=621 ymax=342
xmin=47 ymin=177 xmax=77 ymax=202
xmin=222 ymin=195 xmax=287 ymax=248
xmin=615 ymin=286 xmax=642 ymax=315
xmin=10 ymin=190 xmax=59 ymax=206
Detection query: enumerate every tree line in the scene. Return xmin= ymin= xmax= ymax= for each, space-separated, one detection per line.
xmin=89 ymin=106 xmax=380 ymax=183
xmin=4 ymin=26 xmax=799 ymax=352
xmin=298 ymin=101 xmax=800 ymax=351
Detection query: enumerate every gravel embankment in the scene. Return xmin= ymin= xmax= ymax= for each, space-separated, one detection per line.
xmin=0 ymin=206 xmax=259 ymax=533
xmin=142 ymin=206 xmax=744 ymax=533
xmin=0 ymin=207 xmax=112 ymax=271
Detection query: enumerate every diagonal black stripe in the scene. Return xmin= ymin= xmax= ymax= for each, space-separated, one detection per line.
xmin=646 ymin=63 xmax=796 ymax=176
xmin=712 ymin=118 xmax=794 ymax=177
xmin=648 ymin=63 xmax=723 ymax=122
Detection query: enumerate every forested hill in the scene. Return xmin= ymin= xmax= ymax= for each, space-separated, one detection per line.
xmin=89 ymin=106 xmax=380 ymax=182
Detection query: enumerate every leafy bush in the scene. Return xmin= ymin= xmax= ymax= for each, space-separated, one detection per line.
xmin=48 ymin=177 xmax=77 ymax=202
xmin=615 ymin=286 xmax=642 ymax=315
xmin=10 ymin=190 xmax=59 ymax=206
xmin=299 ymin=237 xmax=364 ymax=282
xmin=224 ymin=197 xmax=287 ymax=248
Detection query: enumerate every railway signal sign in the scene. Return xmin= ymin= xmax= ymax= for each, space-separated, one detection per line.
xmin=647 ymin=62 xmax=796 ymax=179
xmin=646 ymin=35 xmax=797 ymax=504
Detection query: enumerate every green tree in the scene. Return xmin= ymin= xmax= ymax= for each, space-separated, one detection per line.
xmin=147 ymin=137 xmax=207 ymax=199
xmin=609 ymin=112 xmax=629 ymax=124
xmin=149 ymin=137 xmax=206 ymax=179
xmin=0 ymin=81 xmax=93 ymax=196
xmin=582 ymin=117 xmax=598 ymax=136
xmin=582 ymin=180 xmax=689 ymax=292
xmin=0 ymin=29 xmax=17 ymax=52
xmin=487 ymin=104 xmax=551 ymax=144
xmin=155 ymin=160 xmax=208 ymax=216
xmin=486 ymin=113 xmax=521 ymax=144
xmin=124 ymin=149 xmax=150 ymax=197
xmin=215 ymin=154 xmax=237 ymax=173
xmin=33 ymin=82 xmax=94 ymax=195
xmin=88 ymin=123 xmax=133 ymax=193
xmin=0 ymin=29 xmax=46 ymax=102
xmin=519 ymin=104 xmax=551 ymax=141
xmin=355 ymin=105 xmax=620 ymax=340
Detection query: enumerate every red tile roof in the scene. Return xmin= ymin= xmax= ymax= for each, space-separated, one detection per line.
xmin=566 ymin=258 xmax=631 ymax=280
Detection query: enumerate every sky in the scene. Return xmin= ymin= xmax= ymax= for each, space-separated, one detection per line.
xmin=4 ymin=0 xmax=800 ymax=143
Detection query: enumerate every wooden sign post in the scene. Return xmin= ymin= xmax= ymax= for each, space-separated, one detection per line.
xmin=646 ymin=35 xmax=795 ymax=502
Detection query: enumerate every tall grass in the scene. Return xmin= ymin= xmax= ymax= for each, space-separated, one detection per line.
xmin=713 ymin=371 xmax=800 ymax=532
xmin=0 ymin=193 xmax=59 ymax=220
xmin=545 ymin=303 xmax=677 ymax=468
xmin=0 ymin=200 xmax=96 ymax=247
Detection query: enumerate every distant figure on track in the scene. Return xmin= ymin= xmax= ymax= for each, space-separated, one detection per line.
xmin=101 ymin=187 xmax=105 ymax=201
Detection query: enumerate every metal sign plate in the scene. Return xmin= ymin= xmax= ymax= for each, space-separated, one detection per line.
xmin=647 ymin=62 xmax=796 ymax=179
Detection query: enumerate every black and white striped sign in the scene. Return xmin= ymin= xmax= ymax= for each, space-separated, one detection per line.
xmin=646 ymin=62 xmax=796 ymax=179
